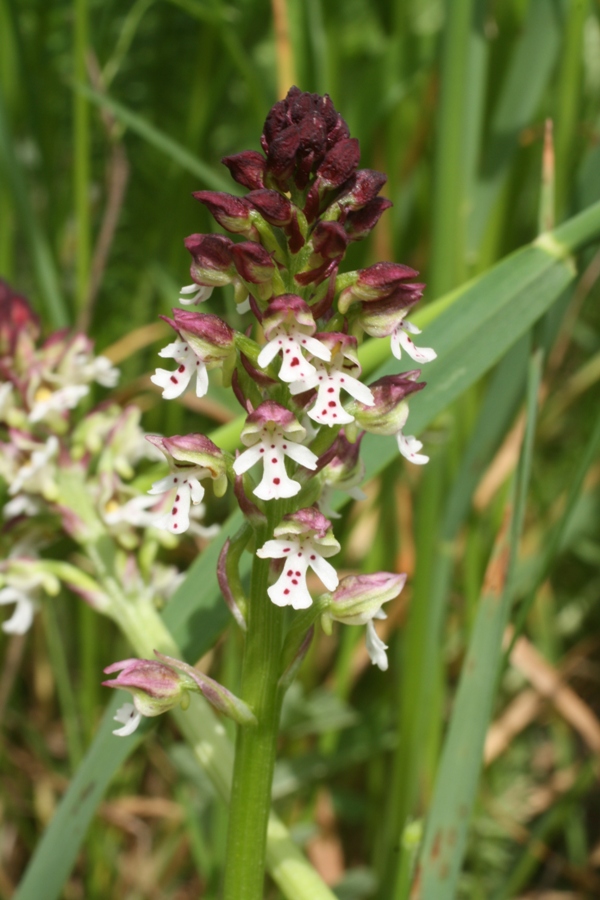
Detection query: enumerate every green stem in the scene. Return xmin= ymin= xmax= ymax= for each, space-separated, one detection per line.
xmin=90 ymin=542 xmax=336 ymax=900
xmin=223 ymin=505 xmax=286 ymax=900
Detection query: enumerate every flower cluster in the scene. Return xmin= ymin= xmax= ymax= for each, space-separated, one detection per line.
xmin=137 ymin=87 xmax=437 ymax=683
xmin=0 ymin=280 xmax=216 ymax=637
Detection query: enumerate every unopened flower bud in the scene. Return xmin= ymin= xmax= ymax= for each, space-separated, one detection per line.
xmin=221 ymin=150 xmax=266 ymax=190
xmin=316 ymin=137 xmax=360 ymax=190
xmin=0 ymin=279 xmax=40 ymax=355
xmin=321 ymin=572 xmax=406 ymax=630
xmin=246 ymin=189 xmax=294 ymax=227
xmin=311 ymin=221 xmax=349 ymax=260
xmin=345 ymin=197 xmax=393 ymax=241
xmin=103 ymin=657 xmax=192 ymax=720
xmin=170 ymin=309 xmax=235 ymax=364
xmin=146 ymin=432 xmax=228 ymax=497
xmin=184 ymin=233 xmax=235 ymax=287
xmin=230 ymin=241 xmax=277 ymax=285
xmin=337 ymin=262 xmax=420 ymax=313
xmin=193 ymin=191 xmax=256 ymax=237
xmin=347 ymin=372 xmax=425 ymax=436
xmin=337 ymin=169 xmax=387 ymax=211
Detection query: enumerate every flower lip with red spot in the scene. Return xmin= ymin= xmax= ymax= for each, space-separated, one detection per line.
xmin=221 ymin=150 xmax=266 ymax=190
xmin=184 ymin=233 xmax=235 ymax=287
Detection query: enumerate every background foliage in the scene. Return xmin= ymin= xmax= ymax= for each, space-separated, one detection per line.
xmin=1 ymin=0 xmax=600 ymax=897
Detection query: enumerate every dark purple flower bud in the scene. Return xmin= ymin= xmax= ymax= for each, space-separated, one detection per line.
xmin=345 ymin=197 xmax=393 ymax=241
xmin=193 ymin=191 xmax=254 ymax=235
xmin=317 ymin=138 xmax=360 ymax=190
xmin=0 ymin=280 xmax=40 ymax=355
xmin=312 ymin=221 xmax=349 ymax=260
xmin=337 ymin=169 xmax=388 ymax=210
xmin=338 ymin=261 xmax=420 ymax=312
xmin=266 ymin=126 xmax=302 ymax=183
xmin=319 ymin=431 xmax=364 ymax=483
xmin=246 ymin=189 xmax=294 ymax=227
xmin=221 ymin=150 xmax=266 ymax=190
xmin=184 ymin=233 xmax=235 ymax=286
xmin=230 ymin=242 xmax=276 ymax=284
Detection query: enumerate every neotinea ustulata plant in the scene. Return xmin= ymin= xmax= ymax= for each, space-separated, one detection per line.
xmin=0 ymin=88 xmax=436 ymax=899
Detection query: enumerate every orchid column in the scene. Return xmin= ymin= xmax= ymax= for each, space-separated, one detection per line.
xmin=136 ymin=87 xmax=436 ymax=899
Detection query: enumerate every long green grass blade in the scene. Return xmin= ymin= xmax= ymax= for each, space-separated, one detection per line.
xmin=75 ymin=83 xmax=233 ymax=192
xmin=414 ymin=348 xmax=544 ymax=899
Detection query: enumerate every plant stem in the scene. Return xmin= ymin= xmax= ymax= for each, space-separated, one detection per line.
xmin=223 ymin=505 xmax=286 ymax=900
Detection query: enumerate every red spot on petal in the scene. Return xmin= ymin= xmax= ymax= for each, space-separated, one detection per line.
xmin=327 ymin=387 xmax=334 ymax=393
xmin=295 ymin=571 xmax=301 ymax=577
xmin=173 ymin=523 xmax=178 ymax=529
xmin=328 ymin=401 xmax=336 ymax=407
xmin=322 ymin=409 xmax=328 ymax=415
xmin=310 ymin=555 xmax=316 ymax=560
xmin=178 ymin=365 xmax=185 ymax=372
xmin=175 ymin=495 xmax=180 ymax=501
xmin=284 ymin=589 xmax=290 ymax=594
xmin=290 ymin=358 xmax=300 ymax=366
xmin=285 ymin=349 xmax=290 ymax=353
xmin=260 ymin=448 xmax=265 ymax=453
xmin=170 ymin=376 xmax=178 ymax=383
xmin=340 ymin=378 xmax=345 ymax=383
xmin=283 ymin=444 xmax=287 ymax=449
xmin=287 ymin=570 xmax=293 ymax=576
xmin=172 ymin=507 xmax=178 ymax=515
xmin=174 ymin=477 xmax=178 ymax=482
xmin=292 ymin=579 xmax=298 ymax=585
xmin=283 ymin=548 xmax=290 ymax=552
xmin=273 ymin=477 xmax=280 ymax=485
xmin=272 ymin=458 xmax=278 ymax=463
xmin=271 ymin=444 xmax=275 ymax=448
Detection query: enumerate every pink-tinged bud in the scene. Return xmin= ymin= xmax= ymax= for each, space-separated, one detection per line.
xmin=146 ymin=432 xmax=228 ymax=495
xmin=169 ymin=309 xmax=235 ymax=362
xmin=241 ymin=400 xmax=306 ymax=444
xmin=274 ymin=507 xmax=333 ymax=542
xmin=260 ymin=87 xmax=351 ymax=191
xmin=345 ymin=197 xmax=393 ymax=241
xmin=311 ymin=221 xmax=349 ymax=260
xmin=218 ymin=538 xmax=247 ymax=631
xmin=230 ymin=241 xmax=276 ymax=284
xmin=221 ymin=150 xmax=266 ymax=190
xmin=356 ymin=287 xmax=424 ymax=339
xmin=321 ymin=571 xmax=406 ymax=629
xmin=103 ymin=658 xmax=192 ymax=717
xmin=338 ymin=261 xmax=420 ymax=313
xmin=154 ymin=652 xmax=257 ymax=726
xmin=337 ymin=169 xmax=387 ymax=210
xmin=0 ymin=280 xmax=40 ymax=355
xmin=262 ymin=294 xmax=316 ymax=338
xmin=193 ymin=191 xmax=255 ymax=236
xmin=316 ymin=137 xmax=360 ymax=190
xmin=246 ymin=189 xmax=294 ymax=227
xmin=184 ymin=233 xmax=235 ymax=287
xmin=346 ymin=372 xmax=425 ymax=436
xmin=320 ymin=431 xmax=364 ymax=485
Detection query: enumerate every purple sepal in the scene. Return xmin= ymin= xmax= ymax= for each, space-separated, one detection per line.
xmin=356 ymin=289 xmax=424 ymax=339
xmin=338 ymin=261 xmax=420 ymax=312
xmin=276 ymin=507 xmax=332 ymax=539
xmin=102 ymin=658 xmax=189 ymax=717
xmin=193 ymin=191 xmax=255 ymax=235
xmin=221 ymin=150 xmax=266 ymax=190
xmin=170 ymin=309 xmax=235 ymax=358
xmin=346 ymin=198 xmax=393 ymax=241
xmin=346 ymin=372 xmax=426 ymax=435
xmin=230 ymin=241 xmax=276 ymax=284
xmin=184 ymin=233 xmax=235 ymax=286
xmin=312 ymin=221 xmax=349 ymax=260
xmin=246 ymin=189 xmax=294 ymax=226
xmin=316 ymin=137 xmax=360 ymax=190
xmin=262 ymin=294 xmax=316 ymax=337
xmin=217 ymin=538 xmax=247 ymax=631
xmin=146 ymin=433 xmax=226 ymax=481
